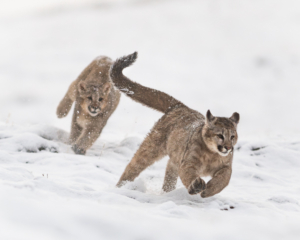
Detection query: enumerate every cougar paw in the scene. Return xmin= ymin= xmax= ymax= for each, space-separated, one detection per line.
xmin=57 ymin=112 xmax=67 ymax=118
xmin=56 ymin=105 xmax=70 ymax=118
xmin=200 ymin=190 xmax=211 ymax=198
xmin=72 ymin=145 xmax=86 ymax=155
xmin=188 ymin=177 xmax=206 ymax=195
xmin=116 ymin=181 xmax=125 ymax=188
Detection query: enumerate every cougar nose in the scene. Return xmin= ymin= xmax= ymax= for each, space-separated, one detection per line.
xmin=88 ymin=106 xmax=98 ymax=112
xmin=224 ymin=146 xmax=231 ymax=151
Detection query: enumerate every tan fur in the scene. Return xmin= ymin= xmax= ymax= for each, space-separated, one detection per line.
xmin=57 ymin=56 xmax=120 ymax=155
xmin=110 ymin=52 xmax=240 ymax=198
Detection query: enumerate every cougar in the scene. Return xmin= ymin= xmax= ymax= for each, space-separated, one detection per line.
xmin=110 ymin=52 xmax=240 ymax=198
xmin=57 ymin=56 xmax=120 ymax=155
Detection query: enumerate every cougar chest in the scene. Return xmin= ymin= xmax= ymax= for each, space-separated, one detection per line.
xmin=198 ymin=151 xmax=231 ymax=177
xmin=77 ymin=112 xmax=91 ymax=128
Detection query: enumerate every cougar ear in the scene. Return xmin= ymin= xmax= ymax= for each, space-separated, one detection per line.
xmin=103 ymin=82 xmax=111 ymax=95
xmin=206 ymin=110 xmax=215 ymax=123
xmin=230 ymin=112 xmax=240 ymax=124
xmin=78 ymin=82 xmax=86 ymax=92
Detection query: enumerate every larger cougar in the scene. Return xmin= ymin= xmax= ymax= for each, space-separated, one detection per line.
xmin=110 ymin=52 xmax=240 ymax=198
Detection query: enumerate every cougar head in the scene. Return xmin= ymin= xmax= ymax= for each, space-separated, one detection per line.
xmin=202 ymin=110 xmax=240 ymax=157
xmin=78 ymin=81 xmax=111 ymax=117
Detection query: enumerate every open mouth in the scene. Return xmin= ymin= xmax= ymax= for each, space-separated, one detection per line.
xmin=217 ymin=145 xmax=232 ymax=156
xmin=89 ymin=111 xmax=98 ymax=116
xmin=88 ymin=106 xmax=100 ymax=116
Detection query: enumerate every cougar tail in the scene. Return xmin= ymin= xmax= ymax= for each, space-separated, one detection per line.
xmin=110 ymin=52 xmax=184 ymax=113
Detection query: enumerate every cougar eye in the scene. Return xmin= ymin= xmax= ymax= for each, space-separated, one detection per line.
xmin=217 ymin=134 xmax=224 ymax=140
xmin=231 ymin=135 xmax=235 ymax=140
xmin=98 ymin=98 xmax=103 ymax=102
xmin=88 ymin=96 xmax=93 ymax=101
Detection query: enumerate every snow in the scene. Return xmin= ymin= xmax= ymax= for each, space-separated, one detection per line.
xmin=1 ymin=125 xmax=300 ymax=239
xmin=1 ymin=0 xmax=300 ymax=239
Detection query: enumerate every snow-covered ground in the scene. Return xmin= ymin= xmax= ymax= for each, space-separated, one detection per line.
xmin=1 ymin=0 xmax=300 ymax=239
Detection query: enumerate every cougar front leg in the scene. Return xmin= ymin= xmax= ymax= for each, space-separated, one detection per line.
xmin=56 ymin=80 xmax=77 ymax=118
xmin=162 ymin=158 xmax=179 ymax=192
xmin=72 ymin=124 xmax=104 ymax=155
xmin=179 ymin=160 xmax=206 ymax=195
xmin=56 ymin=95 xmax=73 ymax=118
xmin=69 ymin=122 xmax=82 ymax=144
xmin=69 ymin=109 xmax=82 ymax=144
xmin=201 ymin=167 xmax=232 ymax=198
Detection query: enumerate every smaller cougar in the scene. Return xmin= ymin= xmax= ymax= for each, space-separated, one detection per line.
xmin=110 ymin=52 xmax=240 ymax=198
xmin=57 ymin=56 xmax=120 ymax=155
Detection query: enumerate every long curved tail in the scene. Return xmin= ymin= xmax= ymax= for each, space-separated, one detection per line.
xmin=110 ymin=52 xmax=184 ymax=113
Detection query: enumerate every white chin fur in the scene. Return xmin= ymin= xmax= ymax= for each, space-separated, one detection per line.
xmin=218 ymin=149 xmax=232 ymax=157
xmin=89 ymin=112 xmax=99 ymax=117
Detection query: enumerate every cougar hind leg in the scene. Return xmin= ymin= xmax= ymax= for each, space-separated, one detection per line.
xmin=116 ymin=129 xmax=167 ymax=187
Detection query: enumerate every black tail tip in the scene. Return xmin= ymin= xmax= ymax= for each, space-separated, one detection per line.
xmin=116 ymin=51 xmax=138 ymax=68
xmin=126 ymin=51 xmax=138 ymax=62
xmin=132 ymin=51 xmax=138 ymax=58
xmin=111 ymin=52 xmax=139 ymax=77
